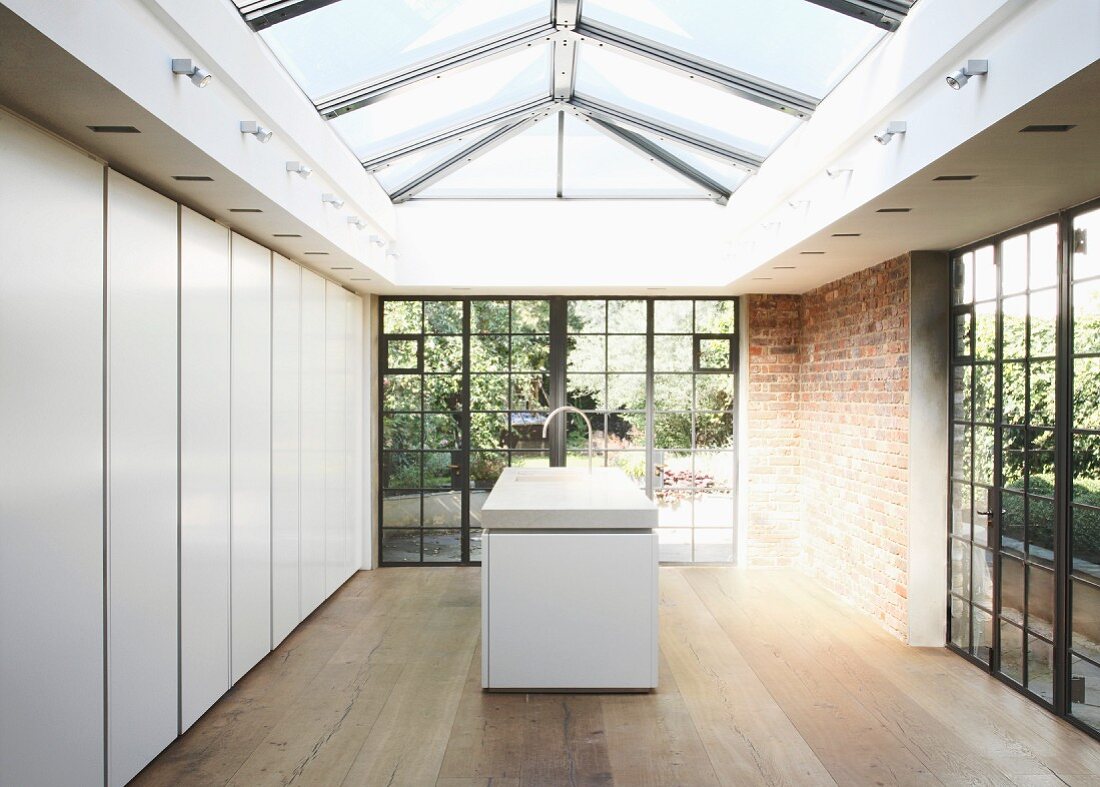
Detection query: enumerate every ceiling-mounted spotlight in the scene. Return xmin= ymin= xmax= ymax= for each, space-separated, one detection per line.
xmin=240 ymin=120 xmax=273 ymax=143
xmin=171 ymin=58 xmax=212 ymax=88
xmin=285 ymin=161 xmax=312 ymax=178
xmin=788 ymin=199 xmax=810 ymax=209
xmin=826 ymin=167 xmax=853 ymax=179
xmin=385 ymin=243 xmax=400 ymax=261
xmin=321 ymin=193 xmax=344 ymax=209
xmin=368 ymin=234 xmax=386 ymax=248
xmin=347 ymin=216 xmax=366 ymax=230
xmin=947 ymin=59 xmax=988 ymax=90
xmin=874 ymin=121 xmax=907 ymax=145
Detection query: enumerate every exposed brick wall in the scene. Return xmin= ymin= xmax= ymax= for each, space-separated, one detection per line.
xmin=798 ymin=256 xmax=911 ymax=638
xmin=744 ymin=256 xmax=911 ymax=639
xmin=745 ymin=295 xmax=802 ymax=568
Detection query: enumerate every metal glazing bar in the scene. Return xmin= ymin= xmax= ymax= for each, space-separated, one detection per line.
xmin=568 ymin=94 xmax=763 ymax=171
xmin=316 ymin=22 xmax=556 ymax=117
xmin=551 ymin=32 xmax=578 ymax=99
xmin=362 ymin=98 xmax=555 ymax=171
xmin=238 ymin=0 xmax=342 ymax=31
xmin=389 ymin=110 xmax=556 ymax=202
xmin=552 ymin=0 xmax=581 ymax=28
xmin=571 ymin=21 xmax=819 ymax=118
xmin=802 ymin=0 xmax=911 ymax=31
xmin=583 ymin=115 xmax=732 ymax=205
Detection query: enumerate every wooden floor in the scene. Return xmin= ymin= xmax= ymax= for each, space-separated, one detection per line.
xmin=133 ymin=567 xmax=1100 ymax=786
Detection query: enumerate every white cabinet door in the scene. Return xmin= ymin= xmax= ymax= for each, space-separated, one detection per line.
xmin=325 ymin=282 xmax=348 ymax=596
xmin=272 ymin=254 xmax=301 ymax=646
xmin=300 ymin=269 xmax=327 ymax=615
xmin=0 ymin=111 xmax=106 ymax=785
xmin=106 ymin=171 xmax=179 ymax=786
xmin=230 ymin=233 xmax=272 ymax=683
xmin=180 ymin=206 xmax=232 ymax=730
xmin=346 ymin=293 xmax=364 ymax=577
xmin=485 ymin=532 xmax=658 ymax=690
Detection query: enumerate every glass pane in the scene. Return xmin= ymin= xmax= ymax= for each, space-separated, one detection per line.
xmin=607 ymin=451 xmax=647 ymax=486
xmin=654 ymin=374 xmax=693 ymax=411
xmin=1073 ymin=506 xmax=1100 ymax=579
xmin=973 ymin=426 xmax=994 ymax=486
xmin=1028 ymin=429 xmax=1056 ymax=493
xmin=1074 ymin=278 xmax=1100 ymax=354
xmin=607 ymin=374 xmax=646 ymax=410
xmin=470 ymin=373 xmax=507 ymax=411
xmin=387 ymin=338 xmax=419 ymax=369
xmin=383 ymin=300 xmax=421 ymax=332
xmin=331 ymin=44 xmax=551 ymax=161
xmin=951 ymin=366 xmax=972 ymax=422
xmin=510 ymin=374 xmax=549 ymax=411
xmin=418 ymin=116 xmax=559 ymax=198
xmin=1030 ymin=360 xmax=1055 ymax=426
xmin=1001 ymin=234 xmax=1028 ymax=296
xmin=382 ymin=492 xmax=420 ymax=527
xmin=422 ymin=528 xmax=461 ymax=561
xmin=974 ymin=302 xmax=997 ymax=361
xmin=423 ymin=494 xmax=461 ymax=528
xmin=470 ymin=451 xmax=505 ymax=491
xmin=373 ymin=127 xmax=499 ymax=193
xmin=1028 ymin=565 xmax=1056 ymax=639
xmin=953 ymin=253 xmax=973 ymax=305
xmin=424 ymin=412 xmax=461 ymax=449
xmin=607 ymin=335 xmax=646 ymax=372
xmin=1074 ymin=433 xmax=1100 ymax=504
xmin=382 ymin=529 xmax=420 ymax=563
xmin=607 ymin=299 xmax=646 ymax=333
xmin=471 ymin=300 xmax=509 ymax=333
xmin=424 ymin=336 xmax=462 ymax=372
xmin=1070 ymin=654 xmax=1100 ymax=732
xmin=951 ymin=482 xmax=972 ymax=538
xmin=1030 ymin=289 xmax=1057 ymax=358
xmin=561 ymin=114 xmax=708 ymax=198
xmin=470 ymin=412 xmax=507 ymax=449
xmin=974 ymin=246 xmax=996 ymax=301
xmin=951 ymin=539 xmax=970 ymax=596
xmin=975 ymin=364 xmax=995 ymax=422
xmin=423 ymin=452 xmax=458 ymax=488
xmin=698 ymin=338 xmax=731 ymax=370
xmin=425 ymin=374 xmax=462 ymax=411
xmin=1074 ymin=206 xmax=1100 ymax=280
xmin=383 ymin=374 xmax=421 ymax=411
xmin=694 ymin=452 xmax=734 ymax=488
xmin=470 ymin=335 xmax=509 ymax=372
xmin=261 ymin=0 xmax=548 ymax=98
xmin=696 ymin=374 xmax=734 ymax=411
xmin=567 ymin=300 xmax=605 ymax=333
xmin=695 ymin=300 xmax=735 ymax=333
xmin=1030 ymin=224 xmax=1059 ymax=290
xmin=382 ymin=451 xmax=420 ymax=488
xmin=1001 ymin=490 xmax=1025 ymax=553
xmin=608 ymin=411 xmax=646 ymax=450
xmin=950 ymin=596 xmax=970 ymax=650
xmin=568 ymin=373 xmax=606 ymax=409
xmin=512 ymin=300 xmax=550 ymax=333
xmin=655 ymin=335 xmax=693 ymax=371
xmin=654 ymin=300 xmax=693 ymax=333
xmin=1029 ymin=496 xmax=1056 ymax=564
xmin=954 ymin=312 xmax=973 ymax=357
xmin=1000 ymin=555 xmax=1024 ymax=625
xmin=951 ymin=424 xmax=971 ymax=482
xmin=1071 ymin=579 xmax=1100 ymax=663
xmin=583 ymin=0 xmax=882 ymax=98
xmin=425 ymin=300 xmax=463 ymax=334
xmin=1002 ymin=296 xmax=1027 ymax=360
xmin=973 ymin=607 xmax=993 ymax=662
xmin=972 ymin=545 xmax=993 ymax=609
xmin=1000 ymin=427 xmax=1024 ymax=490
xmin=383 ymin=413 xmax=421 ymax=450
xmin=575 ymin=43 xmax=801 ymax=157
xmin=1002 ymin=362 xmax=1025 ymax=425
xmin=694 ymin=528 xmax=734 ymax=563
xmin=695 ymin=412 xmax=733 ymax=449
xmin=654 ymin=413 xmax=692 ymax=450
xmin=1000 ymin=621 xmax=1024 ymax=684
xmin=693 ymin=492 xmax=733 ymax=528
xmin=1027 ymin=636 xmax=1055 ymax=703
xmin=511 ymin=335 xmax=549 ymax=372
xmin=1075 ymin=358 xmax=1100 ymax=430
xmin=657 ymin=527 xmax=692 ymax=562
xmin=638 ymin=130 xmax=751 ymax=193
xmin=567 ymin=335 xmax=606 ymax=372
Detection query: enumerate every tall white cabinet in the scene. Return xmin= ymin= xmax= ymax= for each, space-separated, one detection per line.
xmin=325 ymin=281 xmax=349 ymax=595
xmin=230 ymin=234 xmax=273 ymax=683
xmin=180 ymin=206 xmax=233 ymax=731
xmin=301 ymin=270 xmax=329 ymax=615
xmin=105 ymin=172 xmax=180 ymax=787
xmin=0 ymin=110 xmax=107 ymax=787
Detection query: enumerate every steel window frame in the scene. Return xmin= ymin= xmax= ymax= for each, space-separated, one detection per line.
xmin=802 ymin=0 xmax=912 ymax=32
xmin=238 ymin=0 xmax=342 ymax=31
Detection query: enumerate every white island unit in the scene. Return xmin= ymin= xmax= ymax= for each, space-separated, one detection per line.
xmin=480 ymin=467 xmax=658 ymax=691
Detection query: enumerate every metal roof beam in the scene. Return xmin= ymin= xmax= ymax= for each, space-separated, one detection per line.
xmin=362 ymin=98 xmax=556 ymax=171
xmin=583 ymin=115 xmax=732 ymax=205
xmin=550 ymin=0 xmax=580 ymax=100
xmin=568 ymin=95 xmax=764 ymax=171
xmin=317 ymin=22 xmax=556 ymax=118
xmin=390 ymin=112 xmax=555 ymax=202
xmin=572 ymin=21 xmax=818 ymax=118
xmin=802 ymin=0 xmax=912 ymax=31
xmin=237 ymin=0 xmax=342 ymax=32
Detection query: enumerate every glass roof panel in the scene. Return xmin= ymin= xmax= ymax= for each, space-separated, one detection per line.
xmin=260 ymin=0 xmax=549 ymax=99
xmin=561 ymin=114 xmax=707 ymax=198
xmin=631 ymin=129 xmax=752 ymax=193
xmin=417 ymin=116 xmax=558 ymax=198
xmin=329 ymin=43 xmax=551 ymax=161
xmin=582 ymin=0 xmax=884 ymax=98
xmin=574 ymin=44 xmax=801 ymax=157
xmin=371 ymin=127 xmax=499 ymax=193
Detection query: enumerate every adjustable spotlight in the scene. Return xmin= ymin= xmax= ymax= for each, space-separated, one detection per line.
xmin=368 ymin=234 xmax=386 ymax=248
xmin=347 ymin=216 xmax=366 ymax=230
xmin=171 ymin=58 xmax=212 ymax=88
xmin=946 ymin=59 xmax=988 ymax=90
xmin=826 ymin=167 xmax=853 ymax=179
xmin=788 ymin=199 xmax=810 ymax=210
xmin=285 ymin=161 xmax=312 ymax=178
xmin=240 ymin=120 xmax=273 ymax=143
xmin=385 ymin=243 xmax=400 ymax=261
xmin=321 ymin=193 xmax=344 ymax=209
xmin=874 ymin=121 xmax=907 ymax=145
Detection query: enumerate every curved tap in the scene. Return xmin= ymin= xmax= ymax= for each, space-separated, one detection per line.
xmin=542 ymin=405 xmax=593 ymax=473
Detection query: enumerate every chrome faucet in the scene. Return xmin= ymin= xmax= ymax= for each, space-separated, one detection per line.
xmin=542 ymin=405 xmax=593 ymax=472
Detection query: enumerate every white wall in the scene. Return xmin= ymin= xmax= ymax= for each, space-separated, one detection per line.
xmin=0 ymin=109 xmax=106 ymax=787
xmin=0 ymin=113 xmax=367 ymax=784
xmin=106 ymin=171 xmax=179 ymax=787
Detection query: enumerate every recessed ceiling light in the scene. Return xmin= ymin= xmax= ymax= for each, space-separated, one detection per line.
xmin=799 ymin=251 xmax=825 ymax=255
xmin=877 ymin=208 xmax=911 ymax=213
xmin=172 ymin=175 xmax=214 ymax=182
xmin=304 ymin=251 xmax=329 ymax=255
xmin=832 ymin=232 xmax=861 ymax=237
xmin=350 ymin=277 xmax=372 ymax=281
xmin=330 ymin=266 xmax=353 ymax=270
xmin=646 ymin=287 xmax=667 ymax=291
xmin=273 ymin=233 xmax=301 ymax=238
xmin=87 ymin=125 xmax=140 ymax=133
xmin=752 ymin=277 xmax=773 ymax=281
xmin=773 ymin=266 xmax=797 ymax=270
xmin=229 ymin=208 xmax=262 ymax=213
xmin=1019 ymin=124 xmax=1075 ymax=133
xmin=934 ymin=174 xmax=977 ymax=181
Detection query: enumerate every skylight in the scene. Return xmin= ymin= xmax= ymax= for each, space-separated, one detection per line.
xmin=236 ymin=0 xmax=916 ymax=204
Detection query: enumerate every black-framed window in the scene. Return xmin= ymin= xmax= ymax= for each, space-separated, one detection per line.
xmin=379 ymin=296 xmax=739 ymax=566
xmin=947 ymin=196 xmax=1100 ymax=741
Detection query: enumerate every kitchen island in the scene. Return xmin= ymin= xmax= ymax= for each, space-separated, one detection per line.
xmin=480 ymin=467 xmax=658 ymax=691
